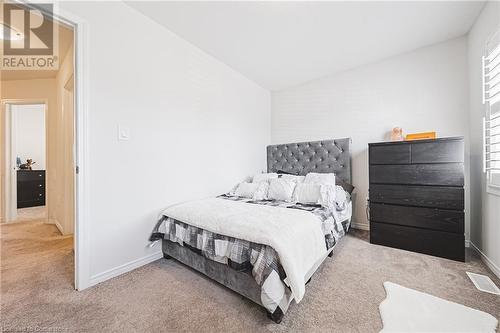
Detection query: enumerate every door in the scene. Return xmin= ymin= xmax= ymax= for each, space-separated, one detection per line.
xmin=62 ymin=76 xmax=75 ymax=234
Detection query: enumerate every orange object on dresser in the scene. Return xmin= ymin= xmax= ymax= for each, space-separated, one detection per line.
xmin=405 ymin=132 xmax=436 ymax=140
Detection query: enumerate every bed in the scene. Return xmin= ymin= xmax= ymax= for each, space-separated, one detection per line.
xmin=150 ymin=138 xmax=353 ymax=323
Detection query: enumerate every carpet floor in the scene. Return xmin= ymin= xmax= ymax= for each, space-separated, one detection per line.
xmin=1 ymin=221 xmax=499 ymax=332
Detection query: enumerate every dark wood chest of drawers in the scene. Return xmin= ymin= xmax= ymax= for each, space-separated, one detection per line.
xmin=368 ymin=137 xmax=465 ymax=261
xmin=17 ymin=170 xmax=46 ymax=208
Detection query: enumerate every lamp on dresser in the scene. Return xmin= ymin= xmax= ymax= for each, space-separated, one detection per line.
xmin=368 ymin=137 xmax=465 ymax=262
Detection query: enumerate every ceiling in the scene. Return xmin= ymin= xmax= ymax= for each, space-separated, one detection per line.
xmin=127 ymin=1 xmax=484 ymax=91
xmin=1 ymin=8 xmax=74 ymax=81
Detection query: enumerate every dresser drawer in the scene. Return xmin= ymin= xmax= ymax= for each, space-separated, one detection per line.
xmin=369 ymin=144 xmax=410 ymax=165
xmin=18 ymin=188 xmax=45 ymax=201
xmin=18 ymin=180 xmax=44 ymax=190
xmin=370 ymin=222 xmax=465 ymax=261
xmin=369 ymin=184 xmax=464 ymax=210
xmin=18 ymin=198 xmax=45 ymax=208
xmin=370 ymin=203 xmax=463 ymax=233
xmin=369 ymin=164 xmax=464 ymax=186
xmin=411 ymin=140 xmax=464 ymax=163
xmin=17 ymin=170 xmax=45 ymax=182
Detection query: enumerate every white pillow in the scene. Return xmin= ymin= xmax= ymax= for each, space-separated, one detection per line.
xmin=280 ymin=174 xmax=305 ymax=183
xmin=234 ymin=182 xmax=269 ymax=200
xmin=304 ymin=172 xmax=336 ymax=186
xmin=267 ymin=179 xmax=296 ymax=202
xmin=292 ymin=183 xmax=337 ymax=208
xmin=292 ymin=183 xmax=321 ymax=204
xmin=252 ymin=173 xmax=278 ymax=183
xmin=234 ymin=182 xmax=258 ymax=198
xmin=253 ymin=182 xmax=269 ymax=200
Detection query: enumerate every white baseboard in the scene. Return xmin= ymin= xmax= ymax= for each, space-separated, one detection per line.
xmin=470 ymin=242 xmax=500 ymax=279
xmin=49 ymin=218 xmax=64 ymax=234
xmin=351 ymin=221 xmax=369 ymax=231
xmin=89 ymin=251 xmax=163 ymax=287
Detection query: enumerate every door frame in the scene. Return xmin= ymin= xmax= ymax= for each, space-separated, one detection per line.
xmin=58 ymin=4 xmax=91 ymax=291
xmin=12 ymin=1 xmax=91 ymax=290
xmin=1 ymin=100 xmax=48 ymax=223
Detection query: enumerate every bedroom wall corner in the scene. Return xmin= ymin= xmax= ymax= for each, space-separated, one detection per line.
xmin=271 ymin=37 xmax=470 ymax=237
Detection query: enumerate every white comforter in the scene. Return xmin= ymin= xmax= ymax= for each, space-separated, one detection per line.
xmin=161 ymin=197 xmax=327 ymax=302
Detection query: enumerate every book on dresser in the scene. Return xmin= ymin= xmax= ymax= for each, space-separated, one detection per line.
xmin=368 ymin=137 xmax=465 ymax=262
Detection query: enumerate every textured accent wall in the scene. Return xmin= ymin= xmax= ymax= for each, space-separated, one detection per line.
xmin=272 ymin=37 xmax=470 ymax=232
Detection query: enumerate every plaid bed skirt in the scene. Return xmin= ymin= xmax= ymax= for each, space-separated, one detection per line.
xmin=154 ymin=195 xmax=351 ymax=320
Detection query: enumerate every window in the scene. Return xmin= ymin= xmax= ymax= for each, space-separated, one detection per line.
xmin=483 ymin=30 xmax=500 ymax=195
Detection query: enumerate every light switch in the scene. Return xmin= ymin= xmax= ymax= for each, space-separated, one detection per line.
xmin=118 ymin=125 xmax=130 ymax=141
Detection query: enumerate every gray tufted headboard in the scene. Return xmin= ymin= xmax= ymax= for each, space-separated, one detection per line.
xmin=267 ymin=138 xmax=352 ymax=184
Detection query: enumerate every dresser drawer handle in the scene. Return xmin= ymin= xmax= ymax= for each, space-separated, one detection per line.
xmin=39 ymin=194 xmax=43 ymax=197
xmin=39 ymin=184 xmax=43 ymax=187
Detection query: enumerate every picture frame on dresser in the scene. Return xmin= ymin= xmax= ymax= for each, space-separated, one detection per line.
xmin=368 ymin=137 xmax=465 ymax=262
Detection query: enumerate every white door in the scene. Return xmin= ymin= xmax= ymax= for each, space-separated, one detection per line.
xmin=5 ymin=104 xmax=17 ymax=222
xmin=62 ymin=77 xmax=75 ymax=234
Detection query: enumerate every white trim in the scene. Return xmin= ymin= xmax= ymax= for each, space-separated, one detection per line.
xmin=88 ymin=252 xmax=163 ymax=287
xmin=351 ymin=221 xmax=370 ymax=231
xmin=50 ymin=218 xmax=64 ymax=235
xmin=470 ymin=242 xmax=500 ymax=279
xmin=69 ymin=11 xmax=91 ymax=292
xmin=9 ymin=106 xmax=17 ymax=221
xmin=6 ymin=104 xmax=17 ymax=222
xmin=465 ymin=239 xmax=471 ymax=248
xmin=486 ymin=183 xmax=500 ymax=197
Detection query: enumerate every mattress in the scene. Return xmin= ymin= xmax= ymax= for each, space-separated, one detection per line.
xmin=154 ymin=194 xmax=352 ymax=319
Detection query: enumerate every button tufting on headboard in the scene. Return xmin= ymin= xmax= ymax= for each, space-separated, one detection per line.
xmin=266 ymin=138 xmax=351 ymax=184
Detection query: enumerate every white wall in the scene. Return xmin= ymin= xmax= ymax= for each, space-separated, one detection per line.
xmin=272 ymin=37 xmax=470 ymax=233
xmin=13 ymin=104 xmax=46 ymax=170
xmin=59 ymin=2 xmax=270 ymax=284
xmin=468 ymin=2 xmax=500 ymax=277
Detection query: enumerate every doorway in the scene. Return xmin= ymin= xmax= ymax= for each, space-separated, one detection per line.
xmin=3 ymin=102 xmax=47 ymax=223
xmin=0 ymin=5 xmax=79 ymax=289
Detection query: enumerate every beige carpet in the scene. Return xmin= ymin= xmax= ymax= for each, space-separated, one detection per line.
xmin=1 ymin=222 xmax=499 ymax=333
xmin=10 ymin=206 xmax=48 ymax=223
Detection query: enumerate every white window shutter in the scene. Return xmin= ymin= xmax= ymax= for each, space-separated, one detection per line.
xmin=483 ymin=30 xmax=500 ymax=190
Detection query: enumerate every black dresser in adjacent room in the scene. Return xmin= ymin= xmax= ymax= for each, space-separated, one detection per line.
xmin=17 ymin=170 xmax=46 ymax=208
xmin=368 ymin=137 xmax=465 ymax=261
